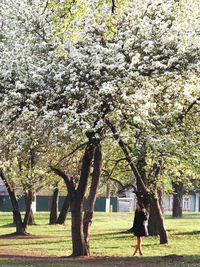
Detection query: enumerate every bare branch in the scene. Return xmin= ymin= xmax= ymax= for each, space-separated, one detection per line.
xmin=117 ymin=182 xmax=137 ymax=194
xmin=112 ymin=0 xmax=117 ymax=13
xmin=103 ymin=157 xmax=128 ymax=181
xmin=105 ymin=118 xmax=147 ymax=194
xmin=179 ymin=97 xmax=200 ymax=121
xmin=50 ymin=166 xmax=72 ymax=190
xmin=102 ymin=169 xmax=137 ymax=193
xmin=54 ymin=142 xmax=88 ymax=167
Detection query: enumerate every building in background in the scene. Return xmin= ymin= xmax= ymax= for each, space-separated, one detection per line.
xmin=0 ymin=177 xmax=199 ymax=212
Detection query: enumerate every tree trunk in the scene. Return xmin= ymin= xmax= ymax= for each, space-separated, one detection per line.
xmin=172 ymin=181 xmax=184 ymax=218
xmin=49 ymin=187 xmax=59 ymax=225
xmin=23 ymin=190 xmax=34 ymax=231
xmin=13 ymin=210 xmax=26 ymax=234
xmin=51 ymin=136 xmax=96 ymax=256
xmin=28 ymin=209 xmax=35 ymax=225
xmin=56 ymin=195 xmax=70 ymax=225
xmin=71 ymin=202 xmax=86 ymax=256
xmin=149 ymin=197 xmax=168 ymax=244
xmin=148 ymin=204 xmax=160 ymax=235
xmin=148 ymin=187 xmax=165 ymax=235
xmin=83 ymin=145 xmax=102 ymax=256
xmin=24 ymin=190 xmax=35 ymax=225
xmin=158 ymin=187 xmax=165 ymax=215
xmin=0 ymin=169 xmax=26 ymax=234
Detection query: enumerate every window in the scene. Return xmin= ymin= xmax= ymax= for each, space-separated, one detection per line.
xmin=183 ymin=196 xmax=191 ymax=211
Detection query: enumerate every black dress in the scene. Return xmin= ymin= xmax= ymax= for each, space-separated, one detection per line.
xmin=130 ymin=210 xmax=149 ymax=237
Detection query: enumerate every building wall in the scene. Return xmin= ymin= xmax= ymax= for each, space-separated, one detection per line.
xmin=164 ymin=194 xmax=198 ymax=212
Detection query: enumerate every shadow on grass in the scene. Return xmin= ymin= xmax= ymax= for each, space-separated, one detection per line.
xmin=0 ymin=223 xmax=16 ymax=228
xmin=0 ymin=239 xmax=64 ymax=246
xmin=174 ymin=231 xmax=200 ymax=236
xmin=91 ymin=230 xmax=158 ymax=241
xmin=0 ymin=232 xmax=66 ymax=240
xmin=90 ymin=231 xmax=131 ymax=241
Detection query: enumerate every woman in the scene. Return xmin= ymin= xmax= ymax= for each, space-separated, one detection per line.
xmin=130 ymin=202 xmax=149 ymax=257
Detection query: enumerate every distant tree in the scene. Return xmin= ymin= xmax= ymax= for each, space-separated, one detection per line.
xmin=172 ymin=181 xmax=184 ymax=218
xmin=49 ymin=182 xmax=59 ymax=225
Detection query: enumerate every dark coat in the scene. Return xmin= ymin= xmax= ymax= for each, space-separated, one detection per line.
xmin=130 ymin=210 xmax=149 ymax=237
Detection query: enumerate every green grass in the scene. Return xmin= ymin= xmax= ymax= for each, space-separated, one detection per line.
xmin=0 ymin=212 xmax=200 ymax=266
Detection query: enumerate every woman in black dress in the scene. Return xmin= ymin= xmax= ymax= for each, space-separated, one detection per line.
xmin=131 ymin=202 xmax=149 ymax=256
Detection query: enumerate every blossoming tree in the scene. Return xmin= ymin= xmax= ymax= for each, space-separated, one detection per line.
xmin=0 ymin=0 xmax=200 ymax=255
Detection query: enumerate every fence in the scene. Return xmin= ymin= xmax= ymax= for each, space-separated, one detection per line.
xmin=0 ymin=195 xmax=135 ymax=213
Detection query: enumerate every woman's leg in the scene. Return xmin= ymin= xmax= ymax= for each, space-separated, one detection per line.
xmin=134 ymin=237 xmax=140 ymax=254
xmin=133 ymin=236 xmax=143 ymax=256
xmin=138 ymin=237 xmax=143 ymax=254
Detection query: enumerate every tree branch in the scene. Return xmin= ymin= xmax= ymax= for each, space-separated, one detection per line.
xmin=111 ymin=0 xmax=117 ymax=13
xmin=105 ymin=118 xmax=147 ymax=195
xmin=50 ymin=166 xmax=74 ymax=194
xmin=179 ymin=97 xmax=200 ymax=121
xmin=103 ymin=157 xmax=128 ymax=182
xmin=102 ymin=169 xmax=137 ymax=194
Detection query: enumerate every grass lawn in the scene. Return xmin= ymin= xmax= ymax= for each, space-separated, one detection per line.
xmin=0 ymin=212 xmax=199 ymax=266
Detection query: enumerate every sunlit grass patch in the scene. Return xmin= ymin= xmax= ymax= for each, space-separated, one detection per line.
xmin=0 ymin=211 xmax=199 ymax=260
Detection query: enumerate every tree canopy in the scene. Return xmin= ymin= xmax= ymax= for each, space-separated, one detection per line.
xmin=0 ymin=0 xmax=200 ymax=191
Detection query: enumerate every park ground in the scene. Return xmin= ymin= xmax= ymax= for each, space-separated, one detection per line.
xmin=0 ymin=249 xmax=197 ymax=267
xmin=0 ymin=212 xmax=200 ymax=267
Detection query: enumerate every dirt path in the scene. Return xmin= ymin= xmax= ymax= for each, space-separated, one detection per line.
xmin=0 ymin=247 xmax=194 ymax=267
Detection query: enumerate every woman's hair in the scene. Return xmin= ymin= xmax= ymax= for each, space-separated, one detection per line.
xmin=137 ymin=201 xmax=145 ymax=209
